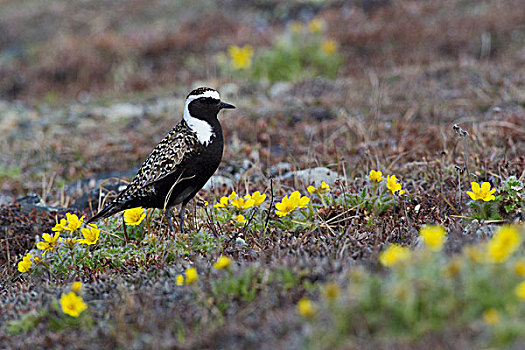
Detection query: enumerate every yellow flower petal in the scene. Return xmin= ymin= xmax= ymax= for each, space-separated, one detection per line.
xmin=60 ymin=291 xmax=87 ymax=317
xmin=321 ymin=39 xmax=338 ymax=55
xmin=79 ymin=224 xmax=100 ymax=245
xmin=308 ymin=18 xmax=324 ymax=33
xmin=185 ymin=267 xmax=198 ymax=285
xmin=234 ymin=214 xmax=246 ymax=224
xmin=515 ymin=281 xmax=525 ymax=301
xmin=214 ymin=196 xmax=230 ymax=209
xmin=250 ymin=191 xmax=266 ymax=206
xmin=298 ymin=196 xmax=310 ymax=207
xmin=486 ymin=225 xmax=522 ymax=263
xmin=513 ymin=260 xmax=525 ymax=277
xmin=297 ymin=297 xmax=316 ymax=318
xmin=213 ymin=256 xmax=231 ymax=269
xmin=17 ymin=252 xmax=33 ymax=273
xmin=290 ymin=191 xmax=301 ymax=201
xmin=482 ymin=308 xmax=500 ymax=325
xmin=176 ymin=274 xmax=184 ymax=286
xmin=72 ymin=281 xmax=82 ymax=293
xmin=379 ymin=244 xmax=411 ymax=267
xmin=419 ymin=225 xmax=447 ymax=251
xmin=124 ymin=207 xmax=146 ymax=226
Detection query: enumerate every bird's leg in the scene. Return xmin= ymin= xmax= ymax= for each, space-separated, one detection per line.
xmin=164 ymin=207 xmax=176 ymax=234
xmin=178 ymin=201 xmax=188 ymax=234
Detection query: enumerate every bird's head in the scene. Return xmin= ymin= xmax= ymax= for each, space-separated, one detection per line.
xmin=183 ymin=87 xmax=235 ymax=122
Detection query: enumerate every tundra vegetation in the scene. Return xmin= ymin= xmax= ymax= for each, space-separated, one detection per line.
xmin=1 ymin=1 xmax=524 ymax=349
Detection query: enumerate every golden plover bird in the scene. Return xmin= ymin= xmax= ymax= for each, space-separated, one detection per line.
xmin=87 ymin=87 xmax=235 ymax=233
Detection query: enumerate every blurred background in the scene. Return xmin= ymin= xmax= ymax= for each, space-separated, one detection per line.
xmin=0 ymin=0 xmax=524 ymax=201
xmin=1 ymin=0 xmax=523 ymax=102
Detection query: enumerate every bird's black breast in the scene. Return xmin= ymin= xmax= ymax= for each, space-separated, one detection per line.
xmin=143 ymin=123 xmax=224 ymax=209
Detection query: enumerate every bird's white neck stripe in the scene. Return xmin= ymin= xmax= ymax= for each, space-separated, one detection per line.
xmin=183 ymin=106 xmax=215 ymax=146
xmin=182 ymin=89 xmax=220 ymax=145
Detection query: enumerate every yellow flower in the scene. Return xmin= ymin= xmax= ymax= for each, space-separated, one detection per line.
xmin=213 ymin=191 xmax=238 ymax=209
xmin=124 ymin=207 xmax=146 ymax=226
xmin=72 ymin=281 xmax=82 ymax=293
xmin=369 ymin=170 xmax=383 ymax=182
xmin=513 ymin=259 xmax=525 ymax=278
xmin=463 ymin=245 xmax=484 ymax=263
xmin=515 ymin=281 xmax=525 ymax=301
xmin=386 ymin=175 xmax=405 ymax=195
xmin=213 ymin=256 xmax=231 ymax=270
xmin=307 ymin=181 xmax=330 ymax=196
xmin=204 ymin=201 xmax=209 ymax=207
xmin=322 ymin=282 xmax=341 ymax=302
xmin=60 ymin=291 xmax=87 ymax=317
xmin=33 ymin=256 xmax=41 ymax=264
xmin=36 ymin=232 xmax=60 ymax=256
xmin=321 ymin=39 xmax=338 ymax=55
xmin=176 ymin=274 xmax=184 ymax=286
xmin=297 ymin=297 xmax=316 ymax=318
xmin=185 ymin=267 xmax=198 ymax=285
xmin=308 ymin=18 xmax=324 ymax=33
xmin=466 ymin=182 xmax=496 ymax=201
xmin=52 ymin=218 xmax=67 ymax=232
xmin=214 ymin=196 xmax=230 ymax=209
xmin=393 ymin=283 xmax=409 ymax=301
xmin=228 ymin=45 xmax=254 ymax=70
xmin=63 ymin=213 xmax=84 ymax=231
xmin=482 ymin=309 xmax=501 ymax=326
xmin=231 ymin=197 xmax=255 ymax=210
xmin=275 ymin=191 xmax=310 ymax=217
xmin=379 ymin=244 xmax=411 ymax=267
xmin=78 ymin=224 xmax=100 ymax=245
xmin=60 ymin=237 xmax=77 ymax=247
xmin=291 ymin=21 xmax=303 ymax=34
xmin=419 ymin=225 xmax=447 ymax=251
xmin=17 ymin=252 xmax=33 ymax=273
xmin=443 ymin=258 xmax=463 ymax=278
xmin=245 ymin=191 xmax=266 ymax=206
xmin=234 ymin=214 xmax=247 ymax=224
xmin=486 ymin=225 xmax=522 ymax=263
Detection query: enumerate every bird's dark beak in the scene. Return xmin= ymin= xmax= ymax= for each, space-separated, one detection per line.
xmin=219 ymin=101 xmax=236 ymax=109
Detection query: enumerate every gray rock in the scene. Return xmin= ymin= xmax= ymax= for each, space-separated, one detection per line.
xmin=269 ymin=162 xmax=292 ymax=176
xmin=65 ymin=168 xmax=138 ymax=197
xmin=0 ymin=192 xmax=13 ymax=206
xmin=16 ymin=194 xmax=65 ymax=213
xmin=236 ymin=237 xmax=249 ymax=247
xmin=269 ymin=82 xmax=293 ymax=98
xmin=202 ymin=175 xmax=234 ymax=191
xmin=91 ymin=103 xmax=144 ymax=121
xmin=280 ymin=167 xmax=339 ymax=186
xmin=219 ymin=83 xmax=240 ymax=99
xmin=474 ymin=224 xmax=497 ymax=240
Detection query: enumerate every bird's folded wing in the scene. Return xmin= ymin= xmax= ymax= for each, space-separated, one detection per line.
xmin=116 ymin=125 xmax=200 ymax=202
